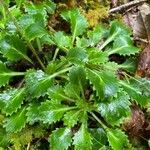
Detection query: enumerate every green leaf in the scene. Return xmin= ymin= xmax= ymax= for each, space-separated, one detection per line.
xmin=67 ymin=47 xmax=88 ymax=65
xmin=0 ymin=127 xmax=9 ymax=147
xmin=53 ymin=31 xmax=72 ymax=49
xmin=0 ymin=62 xmax=11 ymax=87
xmin=99 ymin=146 xmax=112 ymax=150
xmin=120 ymin=79 xmax=150 ymax=106
xmin=48 ymin=85 xmax=66 ymax=101
xmin=99 ymin=21 xmax=131 ymax=50
xmin=61 ymin=9 xmax=88 ymax=43
xmin=104 ymin=62 xmax=119 ymax=71
xmin=76 ymin=37 xmax=90 ymax=48
xmin=69 ymin=66 xmax=86 ymax=87
xmin=119 ymin=58 xmax=137 ymax=73
xmin=18 ymin=14 xmax=34 ymax=28
xmin=40 ymin=34 xmax=54 ymax=45
xmin=87 ymin=48 xmax=108 ymax=64
xmin=24 ymin=1 xmax=47 ymax=18
xmin=98 ymin=91 xmax=131 ymax=126
xmin=38 ymin=100 xmax=76 ymax=124
xmin=88 ymin=25 xmax=108 ymax=46
xmin=63 ymin=110 xmax=81 ymax=128
xmin=73 ymin=123 xmax=92 ymax=150
xmin=0 ymin=62 xmax=24 ymax=87
xmin=0 ymin=88 xmax=26 ymax=115
xmin=26 ymin=103 xmax=40 ymax=124
xmin=110 ymin=21 xmax=131 ymax=36
xmin=108 ymin=36 xmax=140 ymax=56
xmin=89 ymin=128 xmax=107 ymax=150
xmin=15 ymin=0 xmax=25 ymax=7
xmin=25 ymin=24 xmax=47 ymax=41
xmin=3 ymin=108 xmax=27 ymax=133
xmin=107 ymin=129 xmax=130 ymax=150
xmin=43 ymin=0 xmax=56 ymax=14
xmin=25 ymin=70 xmax=53 ymax=98
xmin=49 ymin=128 xmax=72 ymax=150
xmin=87 ymin=69 xmax=119 ymax=99
xmin=0 ymin=35 xmax=32 ymax=63
xmin=64 ymin=83 xmax=80 ymax=100
xmin=6 ymin=21 xmax=17 ymax=34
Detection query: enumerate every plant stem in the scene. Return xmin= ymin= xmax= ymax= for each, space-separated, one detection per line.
xmin=49 ymin=66 xmax=72 ymax=79
xmin=36 ymin=38 xmax=42 ymax=52
xmin=27 ymin=42 xmax=46 ymax=70
xmin=98 ymin=32 xmax=118 ymax=50
xmin=52 ymin=48 xmax=59 ymax=61
xmin=90 ymin=112 xmax=107 ymax=129
xmin=0 ymin=72 xmax=25 ymax=76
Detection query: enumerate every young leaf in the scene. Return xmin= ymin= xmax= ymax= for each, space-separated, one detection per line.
xmin=63 ymin=110 xmax=81 ymax=128
xmin=88 ymin=25 xmax=107 ymax=46
xmin=25 ymin=70 xmax=53 ymax=98
xmin=38 ymin=100 xmax=76 ymax=124
xmin=3 ymin=108 xmax=27 ymax=133
xmin=107 ymin=36 xmax=140 ymax=56
xmin=64 ymin=83 xmax=80 ymax=100
xmin=107 ymin=128 xmax=130 ymax=150
xmin=61 ymin=9 xmax=88 ymax=43
xmin=48 ymin=85 xmax=66 ymax=101
xmin=49 ymin=128 xmax=72 ymax=150
xmin=87 ymin=69 xmax=119 ymax=99
xmin=53 ymin=31 xmax=71 ymax=49
xmin=87 ymin=48 xmax=108 ymax=64
xmin=67 ymin=47 xmax=88 ymax=65
xmin=99 ymin=21 xmax=131 ymax=50
xmin=73 ymin=123 xmax=92 ymax=150
xmin=98 ymin=91 xmax=131 ymax=126
xmin=69 ymin=66 xmax=86 ymax=87
xmin=0 ymin=35 xmax=32 ymax=63
xmin=76 ymin=37 xmax=90 ymax=48
xmin=0 ymin=88 xmax=26 ymax=115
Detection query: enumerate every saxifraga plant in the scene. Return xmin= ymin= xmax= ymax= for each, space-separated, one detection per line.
xmin=0 ymin=0 xmax=150 ymax=150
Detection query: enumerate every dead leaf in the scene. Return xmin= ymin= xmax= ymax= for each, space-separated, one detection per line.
xmin=136 ymin=45 xmax=150 ymax=77
xmin=123 ymin=105 xmax=145 ymax=137
xmin=133 ymin=3 xmax=150 ymax=43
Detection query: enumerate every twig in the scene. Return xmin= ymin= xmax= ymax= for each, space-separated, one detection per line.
xmin=109 ymin=0 xmax=147 ymax=13
xmin=134 ymin=37 xmax=149 ymax=43
xmin=26 ymin=142 xmax=30 ymax=150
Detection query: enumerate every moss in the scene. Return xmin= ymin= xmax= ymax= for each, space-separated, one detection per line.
xmin=85 ymin=6 xmax=109 ymax=27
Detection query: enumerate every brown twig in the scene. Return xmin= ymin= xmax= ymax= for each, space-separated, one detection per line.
xmin=109 ymin=0 xmax=147 ymax=13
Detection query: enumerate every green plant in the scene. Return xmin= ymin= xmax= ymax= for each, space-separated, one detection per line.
xmin=0 ymin=0 xmax=150 ymax=150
